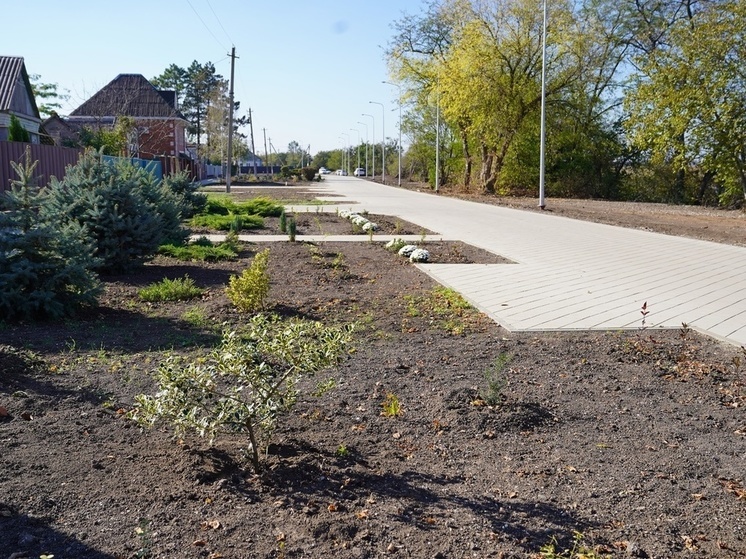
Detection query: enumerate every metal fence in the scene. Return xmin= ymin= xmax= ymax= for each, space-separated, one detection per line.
xmin=0 ymin=142 xmax=198 ymax=192
xmin=0 ymin=141 xmax=83 ymax=192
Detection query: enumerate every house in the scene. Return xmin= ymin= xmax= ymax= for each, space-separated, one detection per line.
xmin=0 ymin=56 xmax=42 ymax=143
xmin=66 ymin=74 xmax=188 ymax=160
xmin=42 ymin=112 xmax=80 ymax=147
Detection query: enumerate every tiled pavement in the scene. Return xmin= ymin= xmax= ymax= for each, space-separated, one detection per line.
xmin=232 ymin=177 xmax=746 ymax=346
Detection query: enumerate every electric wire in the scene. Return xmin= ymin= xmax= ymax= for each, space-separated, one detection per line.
xmin=185 ymin=0 xmax=228 ymax=52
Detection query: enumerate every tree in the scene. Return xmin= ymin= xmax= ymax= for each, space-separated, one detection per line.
xmin=29 ymin=74 xmax=69 ymax=118
xmin=153 ymin=61 xmax=224 ymax=159
xmin=7 ymin=114 xmax=30 ymax=142
xmin=624 ymin=0 xmax=746 ymax=206
xmin=0 ymin=149 xmax=100 ymax=320
xmin=41 ymin=150 xmax=186 ymax=273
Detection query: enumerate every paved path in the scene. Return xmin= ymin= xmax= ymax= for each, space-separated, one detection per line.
xmin=238 ymin=177 xmax=746 ymax=346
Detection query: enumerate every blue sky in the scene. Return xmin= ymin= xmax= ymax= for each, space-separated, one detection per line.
xmin=7 ymin=0 xmax=426 ymax=155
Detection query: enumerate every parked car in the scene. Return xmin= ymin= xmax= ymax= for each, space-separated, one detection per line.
xmin=335 ymin=169 xmax=348 ymax=176
xmin=353 ymin=168 xmax=366 ymax=177
xmin=319 ymin=167 xmax=331 ymax=175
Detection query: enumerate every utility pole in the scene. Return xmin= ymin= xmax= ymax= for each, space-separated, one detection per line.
xmin=226 ymin=45 xmax=238 ymax=193
xmin=263 ymin=128 xmax=269 ymax=176
xmin=249 ymin=108 xmax=257 ymax=179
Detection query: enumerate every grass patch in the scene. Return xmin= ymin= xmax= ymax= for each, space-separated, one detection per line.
xmin=138 ymin=276 xmax=204 ymax=302
xmin=190 ymin=213 xmax=264 ymax=231
xmin=403 ymin=286 xmax=480 ymax=335
xmin=159 ymin=235 xmax=240 ymax=261
xmin=202 ymin=195 xmax=284 ymax=217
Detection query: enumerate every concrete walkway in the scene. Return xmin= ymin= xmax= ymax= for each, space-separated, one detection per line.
xmin=234 ymin=176 xmax=746 ymax=346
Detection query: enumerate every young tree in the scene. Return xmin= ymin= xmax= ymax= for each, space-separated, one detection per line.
xmin=132 ymin=316 xmax=354 ymax=473
xmin=0 ymin=149 xmax=100 ymax=320
xmin=7 ymin=115 xmax=30 ymax=142
xmin=40 ymin=150 xmax=183 ymax=273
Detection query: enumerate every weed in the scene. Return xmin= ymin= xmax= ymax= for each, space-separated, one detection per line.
xmin=481 ymin=353 xmax=511 ymax=406
xmin=331 ymin=252 xmax=346 ymax=271
xmin=134 ymin=518 xmax=153 ymax=558
xmin=336 ymin=444 xmax=350 ymax=457
xmin=313 ymin=216 xmax=325 ymax=235
xmin=226 ymin=248 xmax=270 ymax=312
xmin=181 ymin=307 xmax=211 ymax=329
xmin=539 ymin=531 xmax=611 ymax=558
xmin=403 ymin=286 xmax=479 ymax=335
xmin=138 ymin=276 xmax=204 ymax=302
xmin=640 ymin=301 xmax=649 ymax=328
xmin=381 ymin=393 xmax=402 ymax=417
xmin=312 ymin=378 xmax=337 ymax=397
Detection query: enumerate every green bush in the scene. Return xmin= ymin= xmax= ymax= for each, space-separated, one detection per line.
xmin=138 ymin=276 xmax=204 ymax=302
xmin=0 ymin=150 xmax=100 ymax=320
xmin=201 ymin=195 xmax=283 ymax=218
xmin=131 ymin=316 xmax=354 ymax=472
xmin=162 ymin=171 xmax=207 ymax=218
xmin=226 ymin=248 xmax=271 ymax=312
xmin=159 ymin=233 xmax=240 ymax=262
xmin=190 ymin=213 xmax=264 ymax=231
xmin=279 ymin=210 xmax=287 ymax=233
xmin=40 ymin=150 xmax=186 ymax=273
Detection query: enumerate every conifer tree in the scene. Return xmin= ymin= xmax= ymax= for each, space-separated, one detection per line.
xmin=0 ymin=149 xmax=100 ymax=320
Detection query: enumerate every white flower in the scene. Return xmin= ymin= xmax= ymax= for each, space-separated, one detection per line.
xmin=362 ymin=222 xmax=378 ymax=231
xmin=409 ymin=248 xmax=430 ymax=262
xmin=398 ymin=245 xmax=418 ymax=257
xmin=385 ymin=238 xmax=403 ymax=248
xmin=339 ymin=210 xmax=352 ymax=219
xmin=352 ymin=216 xmax=369 ymax=226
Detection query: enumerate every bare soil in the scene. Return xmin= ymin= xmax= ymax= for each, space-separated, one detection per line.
xmin=1 ymin=185 xmax=745 ymax=559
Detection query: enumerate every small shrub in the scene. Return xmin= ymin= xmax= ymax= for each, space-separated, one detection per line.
xmin=158 ymin=237 xmax=239 ymax=262
xmin=288 ymin=218 xmax=297 ymax=242
xmin=131 ymin=316 xmax=354 ymax=472
xmin=226 ymin=248 xmax=271 ymax=312
xmin=481 ymin=353 xmax=511 ymax=406
xmin=138 ymin=276 xmax=204 ymax=302
xmin=190 ymin=213 xmax=263 ymax=231
xmin=279 ymin=210 xmax=287 ymax=232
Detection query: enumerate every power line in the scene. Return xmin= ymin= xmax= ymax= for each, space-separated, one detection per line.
xmin=205 ymin=0 xmax=233 ymax=46
xmin=185 ymin=0 xmax=228 ymax=52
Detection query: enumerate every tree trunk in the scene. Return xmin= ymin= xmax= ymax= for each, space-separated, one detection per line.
xmin=461 ymin=129 xmax=471 ymax=189
xmin=479 ymin=144 xmax=496 ymax=193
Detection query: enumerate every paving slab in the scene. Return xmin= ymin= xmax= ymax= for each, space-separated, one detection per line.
xmin=230 ymin=179 xmax=746 ymax=346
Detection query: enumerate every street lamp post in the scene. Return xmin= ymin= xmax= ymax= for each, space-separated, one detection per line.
xmin=382 ymin=81 xmax=402 ymax=186
xmin=361 ymin=113 xmax=375 ymax=179
xmin=369 ymin=101 xmax=385 ymax=184
xmin=341 ymin=132 xmax=350 ymax=174
xmin=350 ymin=128 xmax=361 ymax=171
xmin=357 ymin=121 xmax=368 ymax=176
xmin=539 ymin=0 xmax=547 ymax=209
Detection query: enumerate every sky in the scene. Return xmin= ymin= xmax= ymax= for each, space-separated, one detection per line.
xmin=6 ymin=0 xmax=427 ymax=156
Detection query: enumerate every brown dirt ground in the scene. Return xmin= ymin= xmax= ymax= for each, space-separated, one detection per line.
xmin=1 ymin=184 xmax=745 ymax=559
